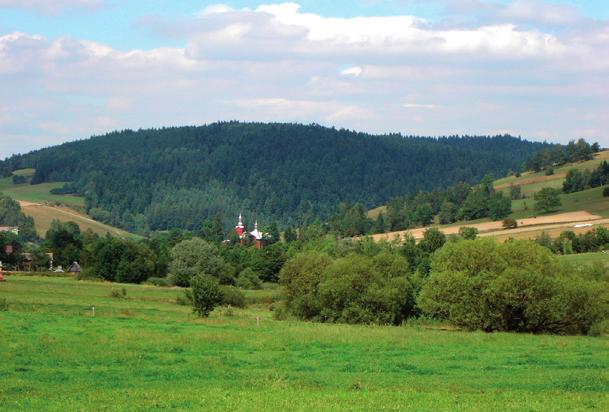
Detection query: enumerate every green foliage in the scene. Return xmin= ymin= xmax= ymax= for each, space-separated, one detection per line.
xmin=0 ymin=193 xmax=37 ymax=241
xmin=604 ymin=187 xmax=609 ymax=197
xmin=534 ymin=188 xmax=562 ymax=213
xmin=563 ymin=169 xmax=588 ymax=193
xmin=280 ymin=251 xmax=332 ymax=319
xmin=502 ymin=217 xmax=518 ymax=229
xmin=418 ymin=228 xmax=446 ymax=255
xmin=199 ymin=215 xmax=224 ymax=242
xmin=220 ymin=286 xmax=246 ymax=308
xmin=169 ymin=238 xmax=231 ymax=286
xmin=419 ymin=239 xmax=607 ymax=334
xmin=524 ymin=139 xmax=595 ymax=172
xmin=0 ymin=297 xmax=7 ymax=311
xmin=281 ymin=251 xmax=415 ymax=325
xmin=2 ymin=123 xmax=547 ymax=233
xmin=88 ymin=235 xmax=156 ymax=283
xmin=236 ymin=267 xmax=262 ymax=290
xmin=458 ymin=227 xmax=478 ymax=240
xmin=283 ymin=227 xmax=297 ymax=243
xmin=330 ymin=202 xmax=372 ymax=237
xmin=144 ymin=277 xmax=171 ymax=287
xmin=109 ymin=288 xmax=127 ymax=299
xmin=488 ymin=192 xmax=512 ymax=220
xmin=11 ymin=175 xmax=26 ymax=184
xmin=509 ymin=184 xmax=522 ymax=200
xmin=45 ymin=220 xmax=82 ymax=267
xmin=190 ymin=274 xmax=223 ymax=317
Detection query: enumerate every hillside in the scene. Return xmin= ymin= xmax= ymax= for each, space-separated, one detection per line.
xmin=0 ymin=122 xmax=548 ymax=233
xmin=0 ymin=171 xmax=137 ymax=238
xmin=369 ymin=150 xmax=609 ymax=243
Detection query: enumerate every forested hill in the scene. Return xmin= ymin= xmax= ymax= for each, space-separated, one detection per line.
xmin=0 ymin=122 xmax=548 ymax=233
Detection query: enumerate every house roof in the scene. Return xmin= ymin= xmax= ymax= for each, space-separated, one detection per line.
xmin=67 ymin=261 xmax=81 ymax=272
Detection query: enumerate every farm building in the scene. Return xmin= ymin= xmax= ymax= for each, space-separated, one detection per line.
xmin=67 ymin=262 xmax=81 ymax=274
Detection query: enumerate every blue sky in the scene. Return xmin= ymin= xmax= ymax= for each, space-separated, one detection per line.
xmin=1 ymin=0 xmax=609 ymax=156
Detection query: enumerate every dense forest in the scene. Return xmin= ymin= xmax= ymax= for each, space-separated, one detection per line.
xmin=0 ymin=122 xmax=549 ymax=233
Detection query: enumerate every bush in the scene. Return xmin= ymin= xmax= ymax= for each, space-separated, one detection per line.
xmin=145 ymin=277 xmax=171 ymax=287
xmin=12 ymin=175 xmax=26 ymax=184
xmin=176 ymin=290 xmax=192 ymax=306
xmin=221 ymin=286 xmax=246 ymax=308
xmin=76 ymin=267 xmax=102 ymax=281
xmin=545 ymin=167 xmax=554 ymax=176
xmin=236 ymin=268 xmax=262 ymax=290
xmin=458 ymin=227 xmax=478 ymax=240
xmin=502 ymin=217 xmax=518 ymax=229
xmin=279 ymin=251 xmax=333 ymax=319
xmin=191 ymin=274 xmax=223 ymax=317
xmin=280 ymin=251 xmax=416 ymax=325
xmin=170 ymin=238 xmax=231 ymax=287
xmin=603 ymin=187 xmax=609 ymax=197
xmin=418 ymin=228 xmax=446 ymax=254
xmin=419 ymin=239 xmax=607 ymax=334
xmin=109 ymin=288 xmax=127 ymax=298
xmin=0 ymin=297 xmax=8 ymax=311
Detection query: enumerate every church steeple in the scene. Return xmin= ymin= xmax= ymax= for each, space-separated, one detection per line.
xmin=234 ymin=213 xmax=245 ymax=239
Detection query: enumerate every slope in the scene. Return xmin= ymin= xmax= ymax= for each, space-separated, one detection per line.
xmin=369 ymin=150 xmax=609 ymax=242
xmin=0 ymin=172 xmax=137 ymax=238
xmin=0 ymin=122 xmax=549 ymax=233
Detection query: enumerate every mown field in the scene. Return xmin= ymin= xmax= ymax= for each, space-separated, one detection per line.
xmin=1 ymin=170 xmax=137 ymax=238
xmin=495 ymin=150 xmax=609 ymax=197
xmin=1 ymin=275 xmax=608 ymax=411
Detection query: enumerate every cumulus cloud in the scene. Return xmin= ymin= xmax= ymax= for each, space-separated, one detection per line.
xmin=1 ymin=1 xmax=609 ymax=157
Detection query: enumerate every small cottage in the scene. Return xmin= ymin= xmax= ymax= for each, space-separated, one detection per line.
xmin=67 ymin=261 xmax=81 ymax=275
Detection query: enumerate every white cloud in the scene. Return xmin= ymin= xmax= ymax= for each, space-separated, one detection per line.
xmin=340 ymin=66 xmax=363 ymax=77
xmin=403 ymin=103 xmax=436 ymax=110
xmin=2 ymin=1 xmax=609 ymax=157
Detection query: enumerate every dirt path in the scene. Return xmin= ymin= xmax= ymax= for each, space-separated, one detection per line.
xmin=17 ymin=200 xmax=41 ymax=207
xmin=370 ymin=211 xmax=603 ymax=242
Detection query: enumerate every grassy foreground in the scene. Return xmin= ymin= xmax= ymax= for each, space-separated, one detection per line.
xmin=1 ymin=276 xmax=608 ymax=411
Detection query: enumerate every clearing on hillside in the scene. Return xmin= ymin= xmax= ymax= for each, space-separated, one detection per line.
xmin=0 ymin=169 xmax=136 ymax=238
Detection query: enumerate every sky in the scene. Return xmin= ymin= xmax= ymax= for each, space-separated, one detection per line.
xmin=1 ymin=0 xmax=608 ymax=157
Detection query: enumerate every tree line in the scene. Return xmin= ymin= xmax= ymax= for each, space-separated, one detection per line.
xmin=0 ymin=122 xmax=548 ymax=234
xmin=523 ymin=139 xmax=600 ymax=173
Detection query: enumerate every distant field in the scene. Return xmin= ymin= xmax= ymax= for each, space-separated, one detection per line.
xmin=558 ymin=252 xmax=609 ymax=266
xmin=495 ymin=150 xmax=609 ymax=197
xmin=0 ymin=175 xmax=84 ymax=207
xmin=511 ymin=186 xmax=609 ymax=219
xmin=1 ymin=169 xmax=137 ymax=238
xmin=1 ymin=275 xmax=607 ymax=411
xmin=20 ymin=202 xmax=139 ymax=238
xmin=367 ymin=150 xmax=609 ymax=243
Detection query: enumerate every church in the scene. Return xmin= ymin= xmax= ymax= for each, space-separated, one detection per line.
xmin=234 ymin=214 xmax=265 ymax=249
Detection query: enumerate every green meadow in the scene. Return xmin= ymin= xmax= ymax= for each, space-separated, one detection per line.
xmin=0 ymin=169 xmax=84 ymax=207
xmin=1 ymin=275 xmax=608 ymax=411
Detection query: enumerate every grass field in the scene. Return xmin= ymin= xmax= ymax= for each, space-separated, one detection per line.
xmin=20 ymin=203 xmax=139 ymax=238
xmin=559 ymin=252 xmax=609 ymax=266
xmin=0 ymin=170 xmax=84 ymax=207
xmin=1 ymin=275 xmax=608 ymax=411
xmin=1 ymin=169 xmax=137 ymax=238
xmin=510 ymin=186 xmax=609 ymax=219
xmin=494 ymin=150 xmax=609 ymax=197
